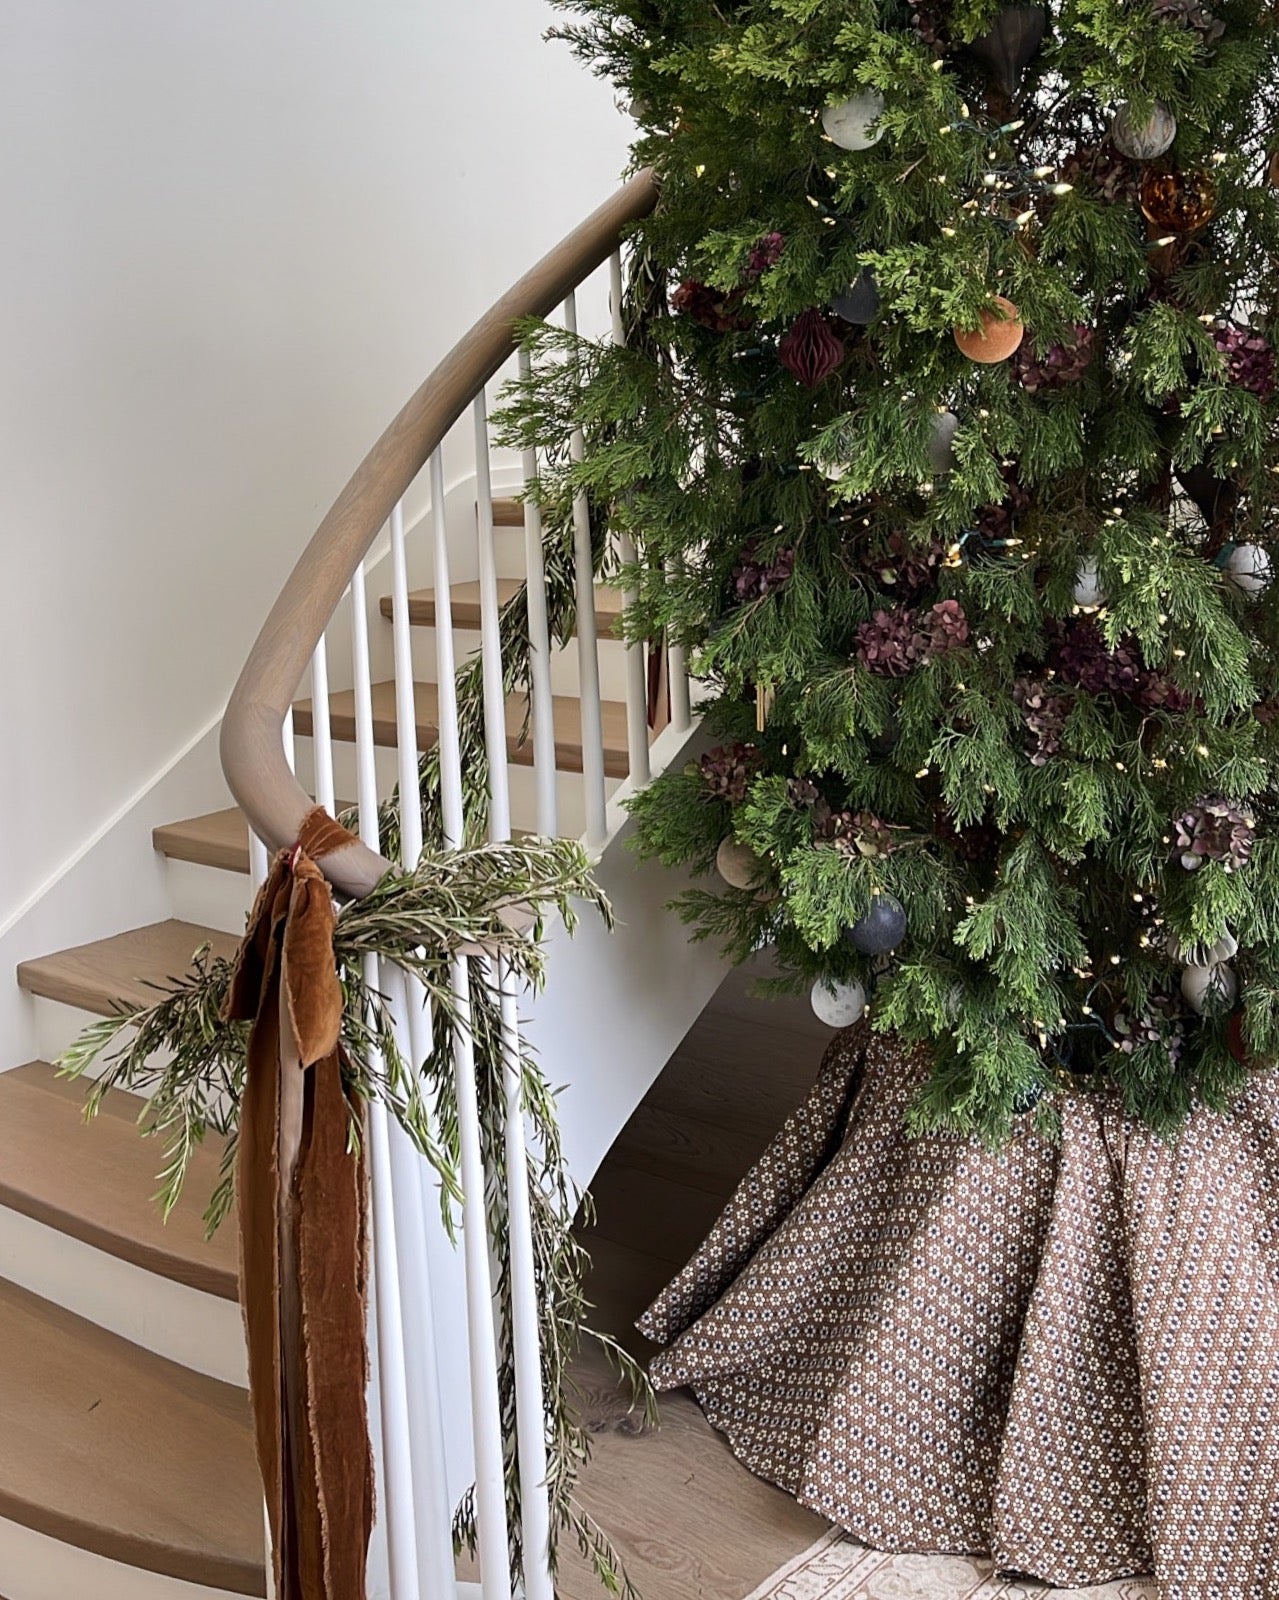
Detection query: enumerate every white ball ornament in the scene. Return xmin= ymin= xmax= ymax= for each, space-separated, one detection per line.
xmin=1167 ymin=927 xmax=1238 ymax=967
xmin=811 ymin=976 xmax=868 ymax=1028
xmin=716 ymin=837 xmax=765 ymax=891
xmin=1073 ymin=556 xmax=1105 ymax=609
xmin=821 ymin=91 xmax=886 ymax=152
xmin=1180 ymin=962 xmax=1238 ymax=1015
xmin=1224 ymin=542 xmax=1271 ymax=599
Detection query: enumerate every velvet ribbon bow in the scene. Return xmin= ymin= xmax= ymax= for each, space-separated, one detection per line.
xmin=223 ymin=806 xmax=375 ymax=1600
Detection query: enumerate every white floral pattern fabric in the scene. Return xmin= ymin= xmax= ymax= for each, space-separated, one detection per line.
xmin=639 ymin=1024 xmax=1279 ymax=1598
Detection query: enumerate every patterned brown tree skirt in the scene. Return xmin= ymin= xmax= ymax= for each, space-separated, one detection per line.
xmin=639 ymin=1023 xmax=1279 ymax=1599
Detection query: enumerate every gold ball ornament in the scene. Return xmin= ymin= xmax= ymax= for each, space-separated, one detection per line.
xmin=1139 ymin=167 xmax=1217 ymax=234
xmin=953 ymin=296 xmax=1025 ymax=363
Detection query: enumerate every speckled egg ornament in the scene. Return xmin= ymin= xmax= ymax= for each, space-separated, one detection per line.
xmin=811 ymin=976 xmax=868 ymax=1027
xmin=821 ymin=91 xmax=886 ymax=151
xmin=1073 ymin=557 xmax=1105 ymax=608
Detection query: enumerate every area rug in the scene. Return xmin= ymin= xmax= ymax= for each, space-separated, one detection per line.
xmin=743 ymin=1531 xmax=1157 ymax=1600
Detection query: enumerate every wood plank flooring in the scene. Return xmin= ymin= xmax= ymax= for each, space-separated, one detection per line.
xmin=558 ymin=955 xmax=835 ymax=1599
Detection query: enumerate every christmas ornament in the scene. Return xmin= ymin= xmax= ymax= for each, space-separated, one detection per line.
xmin=1139 ymin=167 xmax=1217 ymax=233
xmin=1166 ymin=927 xmax=1238 ymax=967
xmin=1180 ymin=961 xmax=1237 ymax=1015
xmin=966 ymin=5 xmax=1048 ymax=97
xmin=1222 ymin=542 xmax=1272 ymax=598
xmin=778 ymin=309 xmax=845 ymax=387
xmin=1011 ymin=324 xmax=1095 ymax=392
xmin=953 ymin=297 xmax=1025 ymax=363
xmin=821 ymin=91 xmax=886 ymax=151
xmin=810 ymin=976 xmax=869 ymax=1028
xmin=1211 ymin=322 xmax=1277 ymax=401
xmin=716 ymin=836 xmax=766 ymax=891
xmin=831 ymin=268 xmax=881 ymax=324
xmin=1152 ymin=0 xmax=1224 ymax=43
xmin=928 ymin=410 xmax=960 ymax=473
xmin=1110 ymin=101 xmax=1177 ymax=161
xmin=1175 ymin=798 xmax=1255 ymax=873
xmin=1175 ymin=462 xmax=1236 ymax=528
xmin=1072 ymin=557 xmax=1105 ymax=608
xmin=847 ymin=894 xmax=907 ymax=955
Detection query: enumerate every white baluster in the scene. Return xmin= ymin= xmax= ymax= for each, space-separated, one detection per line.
xmin=609 ymin=253 xmax=650 ymax=787
xmin=667 ymin=558 xmax=693 ymax=734
xmin=389 ymin=498 xmax=462 ymax=1600
xmin=433 ymin=441 xmax=514 ymax=1600
xmin=311 ymin=634 xmax=336 ymax=816
xmin=561 ymin=292 xmax=608 ymax=848
xmin=517 ymin=348 xmax=559 ymax=838
xmin=474 ymin=395 xmax=512 ymax=845
xmin=351 ymin=560 xmax=423 ymax=1600
xmin=249 ymin=831 xmax=270 ymax=889
xmin=475 ymin=396 xmax=554 ymax=1600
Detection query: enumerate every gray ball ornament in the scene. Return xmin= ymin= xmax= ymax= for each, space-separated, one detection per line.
xmin=846 ymin=894 xmax=907 ymax=955
xmin=1111 ymin=101 xmax=1177 ymax=161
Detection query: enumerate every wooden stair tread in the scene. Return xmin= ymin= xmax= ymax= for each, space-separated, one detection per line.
xmin=0 ymin=1277 xmax=262 ymax=1594
xmin=153 ymin=806 xmax=252 ymax=875
xmin=0 ymin=1063 xmax=237 ymax=1300
xmin=492 ymin=496 xmax=523 ymax=526
xmin=293 ymin=679 xmax=636 ymax=779
xmin=379 ymin=578 xmax=624 ymax=637
xmin=16 ymin=920 xmax=240 ymax=1017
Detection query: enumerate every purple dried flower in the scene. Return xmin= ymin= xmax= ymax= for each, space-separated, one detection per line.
xmin=1114 ymin=992 xmax=1188 ymax=1064
xmin=866 ymin=530 xmax=947 ymax=595
xmin=856 ymin=608 xmax=925 ymax=676
xmin=974 ymin=461 xmax=1031 ymax=543
xmin=1050 ymin=617 xmax=1142 ymax=697
xmin=922 ymin=598 xmax=970 ymax=654
xmin=1135 ymin=670 xmax=1194 ymax=714
xmin=1174 ymin=797 xmax=1256 ymax=873
xmin=732 ymin=540 xmax=795 ymax=601
xmin=1012 ymin=324 xmax=1096 ymax=394
xmin=1212 ymin=322 xmax=1276 ymax=402
xmin=744 ymin=232 xmax=785 ymax=281
xmin=1152 ymin=0 xmax=1225 ymax=44
xmin=778 ymin=309 xmax=845 ymax=387
xmin=1014 ymin=677 xmax=1070 ymax=765
xmin=698 ymin=742 xmax=760 ymax=804
xmin=816 ymin=809 xmax=895 ymax=858
xmin=671 ymin=279 xmax=750 ymax=333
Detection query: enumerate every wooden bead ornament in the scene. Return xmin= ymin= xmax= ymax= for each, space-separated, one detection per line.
xmin=953 ymin=296 xmax=1025 ymax=363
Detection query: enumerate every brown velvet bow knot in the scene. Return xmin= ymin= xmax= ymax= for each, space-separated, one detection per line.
xmin=223 ymin=806 xmax=375 ymax=1600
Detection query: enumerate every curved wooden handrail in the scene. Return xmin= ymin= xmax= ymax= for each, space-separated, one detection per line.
xmin=220 ymin=170 xmax=659 ymax=899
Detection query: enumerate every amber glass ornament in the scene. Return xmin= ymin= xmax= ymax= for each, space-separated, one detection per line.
xmin=1139 ymin=167 xmax=1217 ymax=233
xmin=953 ymin=295 xmax=1025 ymax=362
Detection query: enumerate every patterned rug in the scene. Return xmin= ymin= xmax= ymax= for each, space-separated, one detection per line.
xmin=744 ymin=1531 xmax=1157 ymax=1600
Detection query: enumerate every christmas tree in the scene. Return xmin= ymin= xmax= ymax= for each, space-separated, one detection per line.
xmin=504 ymin=0 xmax=1279 ymax=1139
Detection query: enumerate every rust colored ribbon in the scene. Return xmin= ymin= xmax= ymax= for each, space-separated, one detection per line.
xmin=223 ymin=806 xmax=374 ymax=1600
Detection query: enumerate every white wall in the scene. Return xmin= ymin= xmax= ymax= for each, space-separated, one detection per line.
xmin=0 ymin=0 xmax=630 ymax=927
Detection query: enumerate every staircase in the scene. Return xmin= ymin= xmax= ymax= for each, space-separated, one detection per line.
xmin=0 ymin=256 xmax=733 ymax=1600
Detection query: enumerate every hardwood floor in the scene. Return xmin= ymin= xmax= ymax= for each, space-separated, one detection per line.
xmin=559 ymin=955 xmax=834 ymax=1600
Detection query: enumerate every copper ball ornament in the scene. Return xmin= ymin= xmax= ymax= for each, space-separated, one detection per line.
xmin=953 ymin=296 xmax=1025 ymax=363
xmin=1139 ymin=166 xmax=1217 ymax=233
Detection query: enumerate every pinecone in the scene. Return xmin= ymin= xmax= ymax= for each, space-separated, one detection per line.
xmin=1050 ymin=617 xmax=1142 ymax=697
xmin=922 ymin=598 xmax=970 ymax=654
xmin=1174 ymin=797 xmax=1256 ymax=872
xmin=1061 ymin=143 xmax=1139 ymax=206
xmin=1013 ymin=677 xmax=1070 ymax=764
xmin=816 ymin=809 xmax=895 ymax=858
xmin=856 ymin=607 xmax=925 ymax=676
xmin=743 ymin=232 xmax=785 ymax=281
xmin=1011 ymin=324 xmax=1096 ymax=394
xmin=1152 ymin=0 xmax=1225 ymax=44
xmin=698 ymin=742 xmax=760 ymax=804
xmin=1211 ymin=321 xmax=1277 ymax=402
xmin=974 ymin=461 xmax=1031 ymax=543
xmin=732 ymin=540 xmax=795 ymax=600
xmin=671 ymin=279 xmax=750 ymax=333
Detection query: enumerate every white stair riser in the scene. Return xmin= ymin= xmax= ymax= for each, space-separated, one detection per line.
xmin=0 ymin=1516 xmax=255 ymax=1600
xmin=0 ymin=1206 xmax=245 ymax=1385
xmin=161 ymin=859 xmax=254 ymax=937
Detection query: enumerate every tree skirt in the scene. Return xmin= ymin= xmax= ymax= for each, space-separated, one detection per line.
xmin=742 ymin=1529 xmax=1157 ymax=1600
xmin=638 ymin=1023 xmax=1279 ymax=1599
